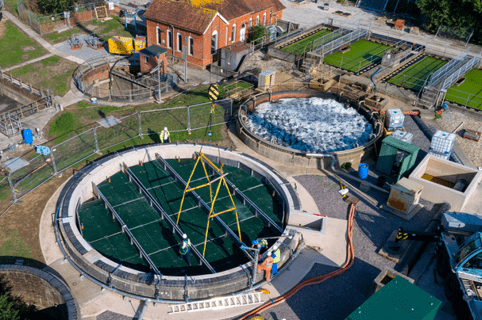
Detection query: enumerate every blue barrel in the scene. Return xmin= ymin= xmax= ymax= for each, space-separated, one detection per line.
xmin=358 ymin=163 xmax=369 ymax=180
xmin=22 ymin=128 xmax=33 ymax=147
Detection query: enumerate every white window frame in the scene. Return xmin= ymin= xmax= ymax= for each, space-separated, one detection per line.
xmin=263 ymin=13 xmax=266 ymax=26
xmin=144 ymin=55 xmax=149 ymax=64
xmin=249 ymin=17 xmax=252 ymax=28
xmin=189 ymin=36 xmax=193 ymax=55
xmin=240 ymin=23 xmax=246 ymax=42
xmin=232 ymin=24 xmax=236 ymax=42
xmin=256 ymin=15 xmax=259 ymax=26
xmin=156 ymin=26 xmax=161 ymax=44
xmin=211 ymin=30 xmax=218 ymax=55
xmin=177 ymin=32 xmax=182 ymax=52
xmin=167 ymin=29 xmax=172 ymax=48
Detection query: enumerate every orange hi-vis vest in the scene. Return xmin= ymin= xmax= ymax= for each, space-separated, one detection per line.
xmin=263 ymin=256 xmax=273 ymax=268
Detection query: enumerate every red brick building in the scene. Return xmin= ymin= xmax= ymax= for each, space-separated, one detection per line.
xmin=144 ymin=0 xmax=285 ymax=69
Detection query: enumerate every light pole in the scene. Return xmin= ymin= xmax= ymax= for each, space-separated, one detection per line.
xmin=157 ymin=53 xmax=162 ymax=104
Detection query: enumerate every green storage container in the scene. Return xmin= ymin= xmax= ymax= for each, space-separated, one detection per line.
xmin=348 ymin=276 xmax=441 ymax=320
xmin=376 ymin=136 xmax=420 ymax=182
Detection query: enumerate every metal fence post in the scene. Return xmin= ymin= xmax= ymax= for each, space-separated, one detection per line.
xmin=138 ymin=112 xmax=143 ymax=138
xmin=94 ymin=128 xmax=100 ymax=153
xmin=7 ymin=175 xmax=17 ymax=203
xmin=50 ymin=151 xmax=58 ymax=176
xmin=187 ymin=106 xmax=191 ymax=134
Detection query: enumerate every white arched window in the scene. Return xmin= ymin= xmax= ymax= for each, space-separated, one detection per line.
xmin=177 ymin=32 xmax=182 ymax=51
xmin=189 ymin=36 xmax=193 ymax=55
xmin=167 ymin=29 xmax=172 ymax=48
xmin=256 ymin=16 xmax=259 ymax=26
xmin=226 ymin=26 xmax=228 ymax=44
xmin=211 ymin=30 xmax=218 ymax=55
xmin=263 ymin=12 xmax=266 ymax=26
xmin=240 ymin=23 xmax=246 ymax=42
xmin=156 ymin=26 xmax=161 ymax=44
xmin=232 ymin=24 xmax=236 ymax=42
xmin=249 ymin=17 xmax=252 ymax=28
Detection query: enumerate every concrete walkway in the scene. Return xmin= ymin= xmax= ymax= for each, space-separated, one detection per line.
xmin=3 ymin=53 xmax=55 ymax=71
xmin=3 ymin=11 xmax=85 ymax=65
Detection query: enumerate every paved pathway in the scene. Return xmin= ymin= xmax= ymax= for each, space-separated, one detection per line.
xmin=3 ymin=53 xmax=55 ymax=71
xmin=3 ymin=11 xmax=85 ymax=64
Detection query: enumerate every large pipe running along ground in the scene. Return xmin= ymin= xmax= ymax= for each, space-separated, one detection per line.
xmin=238 ymin=203 xmax=357 ymax=320
xmin=306 ymin=153 xmax=389 ymax=194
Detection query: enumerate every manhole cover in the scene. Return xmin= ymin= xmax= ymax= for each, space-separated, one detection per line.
xmin=4 ymin=157 xmax=28 ymax=172
xmin=97 ymin=116 xmax=121 ymax=128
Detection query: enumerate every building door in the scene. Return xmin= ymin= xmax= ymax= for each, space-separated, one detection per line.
xmin=240 ymin=24 xmax=246 ymax=42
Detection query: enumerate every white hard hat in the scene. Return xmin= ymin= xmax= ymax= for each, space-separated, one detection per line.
xmin=273 ymin=245 xmax=278 ymax=250
xmin=183 ymin=234 xmax=187 ymax=239
xmin=267 ymin=252 xmax=272 ymax=256
xmin=164 ymin=127 xmax=168 ymax=131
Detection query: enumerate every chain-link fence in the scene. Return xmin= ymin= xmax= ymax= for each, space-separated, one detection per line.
xmin=16 ymin=0 xmax=120 ymax=35
xmin=435 ymin=25 xmax=474 ymax=48
xmin=0 ymin=99 xmax=233 ymax=216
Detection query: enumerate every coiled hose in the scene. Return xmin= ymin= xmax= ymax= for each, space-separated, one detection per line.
xmin=238 ymin=203 xmax=357 ymax=320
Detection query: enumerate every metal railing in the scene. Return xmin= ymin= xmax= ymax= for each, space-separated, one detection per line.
xmin=427 ymin=48 xmax=469 ymax=88
xmin=440 ymin=54 xmax=481 ymax=91
xmin=0 ymin=98 xmax=233 ymax=217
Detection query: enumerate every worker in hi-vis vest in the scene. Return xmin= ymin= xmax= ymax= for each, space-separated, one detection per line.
xmin=271 ymin=245 xmax=281 ymax=276
xmin=257 ymin=251 xmax=274 ymax=282
xmin=160 ymin=127 xmax=170 ymax=143
xmin=178 ymin=234 xmax=191 ymax=266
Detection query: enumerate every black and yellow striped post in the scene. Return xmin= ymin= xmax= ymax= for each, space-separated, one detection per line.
xmin=207 ymin=84 xmax=219 ymax=138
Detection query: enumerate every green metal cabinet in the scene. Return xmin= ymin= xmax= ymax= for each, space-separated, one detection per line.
xmin=375 ymin=136 xmax=420 ymax=182
xmin=348 ymin=276 xmax=441 ymax=320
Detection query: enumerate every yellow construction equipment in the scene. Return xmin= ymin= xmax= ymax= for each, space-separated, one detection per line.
xmin=176 ymin=152 xmax=242 ymax=257
xmin=108 ymin=36 xmax=146 ymax=55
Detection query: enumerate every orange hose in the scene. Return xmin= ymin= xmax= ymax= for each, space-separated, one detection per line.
xmin=239 ymin=204 xmax=357 ymax=320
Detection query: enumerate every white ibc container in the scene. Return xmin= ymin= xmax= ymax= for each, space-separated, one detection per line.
xmin=385 ymin=109 xmax=404 ymax=130
xmin=428 ymin=150 xmax=450 ymax=161
xmin=391 ymin=130 xmax=413 ymax=144
xmin=429 ymin=130 xmax=455 ymax=157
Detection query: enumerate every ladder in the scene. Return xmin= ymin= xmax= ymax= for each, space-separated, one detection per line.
xmin=169 ymin=292 xmax=263 ymax=314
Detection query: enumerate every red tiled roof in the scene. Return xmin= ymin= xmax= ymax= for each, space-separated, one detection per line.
xmin=144 ymin=0 xmax=286 ymax=34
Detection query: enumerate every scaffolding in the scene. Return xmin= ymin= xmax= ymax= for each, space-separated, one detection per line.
xmin=176 ymin=152 xmax=242 ymax=257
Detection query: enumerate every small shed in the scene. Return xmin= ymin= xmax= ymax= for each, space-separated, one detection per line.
xmin=376 ymin=136 xmax=420 ymax=182
xmin=139 ymin=45 xmax=167 ymax=74
xmin=348 ymin=276 xmax=441 ymax=320
xmin=220 ymin=42 xmax=254 ymax=71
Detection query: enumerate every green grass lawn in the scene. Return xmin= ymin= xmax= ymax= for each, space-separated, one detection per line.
xmin=445 ymin=69 xmax=482 ymax=109
xmin=4 ymin=0 xmax=19 ymax=14
xmin=282 ymin=30 xmax=332 ymax=55
xmin=324 ymin=40 xmax=392 ymax=72
xmin=388 ymin=56 xmax=447 ymax=91
xmin=0 ymin=22 xmax=47 ymax=68
xmin=0 ymin=227 xmax=32 ymax=259
xmin=9 ymin=56 xmax=77 ymax=95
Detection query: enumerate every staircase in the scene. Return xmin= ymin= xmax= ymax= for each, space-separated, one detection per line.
xmin=300 ymin=57 xmax=317 ymax=73
xmin=418 ymin=86 xmax=439 ymax=109
xmin=169 ymin=292 xmax=263 ymax=314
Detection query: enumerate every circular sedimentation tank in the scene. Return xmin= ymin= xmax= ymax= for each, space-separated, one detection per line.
xmin=237 ymin=91 xmax=384 ymax=168
xmin=57 ymin=144 xmax=301 ymax=301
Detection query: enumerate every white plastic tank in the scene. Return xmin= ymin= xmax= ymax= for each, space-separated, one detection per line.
xmin=385 ymin=109 xmax=404 ymax=130
xmin=429 ymin=130 xmax=456 ymax=160
xmin=391 ymin=130 xmax=413 ymax=144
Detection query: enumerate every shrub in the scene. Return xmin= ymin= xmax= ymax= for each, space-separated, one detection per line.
xmin=49 ymin=111 xmax=76 ymax=136
xmin=37 ymin=0 xmax=75 ymax=14
xmin=248 ymin=25 xmax=268 ymax=43
xmin=341 ymin=162 xmax=352 ymax=170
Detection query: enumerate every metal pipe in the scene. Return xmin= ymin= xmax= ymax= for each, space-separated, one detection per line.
xmin=305 ymin=153 xmax=389 ymax=194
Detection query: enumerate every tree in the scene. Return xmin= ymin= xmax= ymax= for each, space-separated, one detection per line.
xmin=248 ymin=25 xmax=268 ymax=44
xmin=37 ymin=0 xmax=75 ymax=14
xmin=0 ymin=294 xmax=20 ymax=320
xmin=417 ymin=0 xmax=482 ymax=45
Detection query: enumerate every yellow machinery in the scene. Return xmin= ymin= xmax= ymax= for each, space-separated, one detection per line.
xmin=176 ymin=152 xmax=242 ymax=256
xmin=108 ymin=36 xmax=146 ymax=55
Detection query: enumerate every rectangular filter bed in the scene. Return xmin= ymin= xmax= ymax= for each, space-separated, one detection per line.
xmin=78 ymin=159 xmax=283 ymax=275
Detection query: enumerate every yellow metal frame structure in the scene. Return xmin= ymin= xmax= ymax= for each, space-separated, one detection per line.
xmin=176 ymin=152 xmax=242 ymax=256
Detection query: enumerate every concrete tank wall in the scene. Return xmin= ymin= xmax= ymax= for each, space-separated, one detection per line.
xmin=236 ymin=90 xmax=384 ymax=169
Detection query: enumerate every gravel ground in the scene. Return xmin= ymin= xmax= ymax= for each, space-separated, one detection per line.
xmin=54 ymin=34 xmax=110 ymax=61
xmin=97 ymin=310 xmax=133 ymax=320
xmin=257 ymin=114 xmax=457 ymax=320
xmin=438 ymin=110 xmax=482 ymax=168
